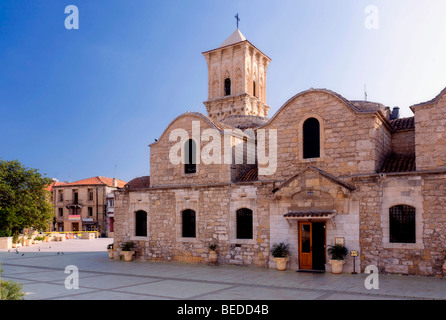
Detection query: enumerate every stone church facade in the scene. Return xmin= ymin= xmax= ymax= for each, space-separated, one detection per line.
xmin=114 ymin=29 xmax=446 ymax=276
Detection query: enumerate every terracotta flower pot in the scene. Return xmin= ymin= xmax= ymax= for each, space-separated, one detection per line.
xmin=122 ymin=251 xmax=134 ymax=262
xmin=274 ymin=257 xmax=289 ymax=271
xmin=209 ymin=250 xmax=218 ymax=263
xmin=108 ymin=249 xmax=114 ymax=259
xmin=329 ymin=260 xmax=345 ymax=274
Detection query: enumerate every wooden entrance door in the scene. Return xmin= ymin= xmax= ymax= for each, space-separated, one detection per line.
xmin=299 ymin=222 xmax=312 ymax=269
xmin=299 ymin=222 xmax=326 ymax=270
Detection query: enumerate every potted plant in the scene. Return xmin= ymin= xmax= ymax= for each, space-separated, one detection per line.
xmin=328 ymin=244 xmax=348 ymax=274
xmin=120 ymin=241 xmax=136 ymax=262
xmin=107 ymin=243 xmax=114 ymax=259
xmin=11 ymin=234 xmax=20 ymax=248
xmin=270 ymin=242 xmax=290 ymax=271
xmin=208 ymin=243 xmax=218 ymax=264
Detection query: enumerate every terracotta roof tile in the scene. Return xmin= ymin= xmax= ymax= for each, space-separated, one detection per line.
xmin=284 ymin=210 xmax=335 ymax=218
xmin=390 ymin=117 xmax=415 ymax=132
xmin=45 ymin=181 xmax=67 ymax=192
xmin=220 ymin=115 xmax=269 ymax=130
xmin=379 ymin=154 xmax=416 ymax=173
xmin=235 ymin=167 xmax=258 ymax=183
xmin=54 ymin=176 xmax=127 ymax=188
xmin=126 ymin=176 xmax=151 ymax=189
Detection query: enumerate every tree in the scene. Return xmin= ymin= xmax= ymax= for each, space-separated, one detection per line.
xmin=0 ymin=159 xmax=54 ymax=234
xmin=0 ymin=264 xmax=25 ymax=300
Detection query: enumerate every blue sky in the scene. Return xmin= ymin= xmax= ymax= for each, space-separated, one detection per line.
xmin=1 ymin=0 xmax=446 ymax=183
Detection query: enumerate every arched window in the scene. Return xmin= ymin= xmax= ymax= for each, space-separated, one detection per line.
xmin=303 ymin=117 xmax=320 ymax=159
xmin=224 ymin=78 xmax=231 ymax=96
xmin=236 ymin=208 xmax=253 ymax=239
xmin=135 ymin=210 xmax=147 ymax=237
xmin=182 ymin=209 xmax=196 ymax=238
xmin=184 ymin=139 xmax=196 ymax=174
xmin=389 ymin=205 xmax=416 ymax=243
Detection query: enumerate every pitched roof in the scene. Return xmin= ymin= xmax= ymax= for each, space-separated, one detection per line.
xmin=410 ymin=86 xmax=446 ymax=110
xmin=125 ymin=176 xmax=151 ymax=189
xmin=53 ymin=176 xmax=127 ymax=188
xmin=379 ymin=154 xmax=416 ymax=173
xmin=390 ymin=116 xmax=415 ymax=132
xmin=220 ymin=115 xmax=269 ymax=130
xmin=45 ymin=180 xmax=67 ymax=192
xmin=219 ymin=29 xmax=247 ymax=48
xmin=149 ymin=112 xmax=236 ymax=147
xmin=274 ymin=166 xmax=355 ymax=192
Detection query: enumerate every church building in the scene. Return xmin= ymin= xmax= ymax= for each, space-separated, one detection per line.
xmin=113 ymin=28 xmax=446 ymax=276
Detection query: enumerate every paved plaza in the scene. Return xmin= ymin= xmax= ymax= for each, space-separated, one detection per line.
xmin=0 ymin=238 xmax=445 ymax=300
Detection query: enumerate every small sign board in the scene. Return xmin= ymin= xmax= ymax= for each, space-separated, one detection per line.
xmin=350 ymin=250 xmax=358 ymax=257
xmin=335 ymin=237 xmax=345 ymax=246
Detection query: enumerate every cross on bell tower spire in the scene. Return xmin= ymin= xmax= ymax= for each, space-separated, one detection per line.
xmin=235 ymin=13 xmax=240 ymax=29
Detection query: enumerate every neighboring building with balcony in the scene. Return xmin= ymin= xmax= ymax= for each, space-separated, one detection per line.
xmin=51 ymin=176 xmax=126 ymax=236
xmin=106 ymin=192 xmax=116 ymax=238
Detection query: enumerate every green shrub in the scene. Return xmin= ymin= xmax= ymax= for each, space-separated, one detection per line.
xmin=120 ymin=241 xmax=135 ymax=251
xmin=327 ymin=244 xmax=348 ymax=260
xmin=0 ymin=230 xmax=12 ymax=237
xmin=12 ymin=233 xmax=19 ymax=244
xmin=270 ymin=242 xmax=290 ymax=258
xmin=0 ymin=266 xmax=25 ymax=300
xmin=0 ymin=280 xmax=25 ymax=300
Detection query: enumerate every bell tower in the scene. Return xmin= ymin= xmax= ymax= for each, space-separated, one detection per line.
xmin=202 ymin=29 xmax=271 ymax=121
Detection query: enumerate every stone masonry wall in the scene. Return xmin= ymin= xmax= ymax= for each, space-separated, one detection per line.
xmin=414 ymin=93 xmax=446 ymax=170
xmin=356 ymin=174 xmax=446 ymax=277
xmin=149 ymin=113 xmax=231 ymax=187
xmin=258 ymin=90 xmax=389 ymax=181
xmin=113 ymin=183 xmax=273 ymax=268
xmin=391 ymin=130 xmax=415 ymax=156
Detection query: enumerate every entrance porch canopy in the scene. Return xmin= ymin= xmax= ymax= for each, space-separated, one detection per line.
xmin=283 ymin=210 xmax=336 ymax=228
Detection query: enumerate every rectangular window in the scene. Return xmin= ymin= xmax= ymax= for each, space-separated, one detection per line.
xmin=59 ymin=191 xmax=64 ymax=202
xmin=185 ymin=139 xmax=197 ymax=174
xmin=73 ymin=190 xmax=79 ymax=204
xmin=59 ymin=207 xmax=63 ymax=217
xmin=88 ymin=189 xmax=93 ymax=201
xmin=88 ymin=207 xmax=93 ymax=217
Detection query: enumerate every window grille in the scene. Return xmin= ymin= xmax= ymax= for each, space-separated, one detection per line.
xmin=389 ymin=205 xmax=416 ymax=243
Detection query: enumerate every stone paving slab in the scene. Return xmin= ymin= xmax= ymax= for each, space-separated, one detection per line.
xmin=1 ymin=238 xmax=445 ymax=300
